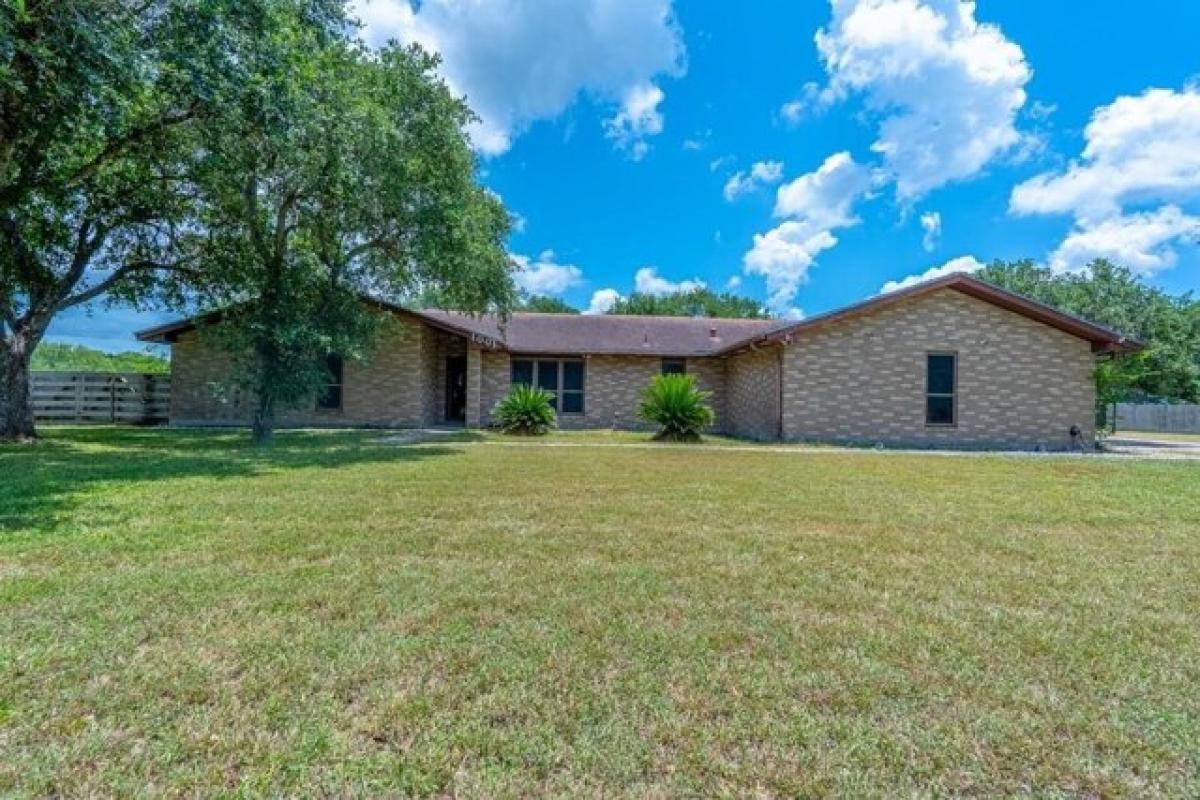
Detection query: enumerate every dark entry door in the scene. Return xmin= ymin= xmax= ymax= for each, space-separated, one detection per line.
xmin=445 ymin=356 xmax=467 ymax=423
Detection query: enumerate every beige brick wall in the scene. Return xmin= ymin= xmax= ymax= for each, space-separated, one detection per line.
xmin=725 ymin=347 xmax=782 ymax=440
xmin=478 ymin=349 xmax=510 ymax=427
xmin=166 ymin=292 xmax=1097 ymax=447
xmin=477 ymin=353 xmax=730 ymax=433
xmin=686 ymin=356 xmax=728 ymax=431
xmin=169 ymin=316 xmax=444 ymax=428
xmin=779 ymin=288 xmax=1097 ymax=449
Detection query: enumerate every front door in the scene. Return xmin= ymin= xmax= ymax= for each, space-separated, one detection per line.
xmin=445 ymin=356 xmax=467 ymax=423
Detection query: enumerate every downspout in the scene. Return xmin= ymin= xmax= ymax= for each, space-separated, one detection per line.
xmin=777 ymin=345 xmax=785 ymax=441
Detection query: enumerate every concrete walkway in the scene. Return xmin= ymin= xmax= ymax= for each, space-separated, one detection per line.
xmin=476 ymin=440 xmax=1200 ymax=461
xmin=1104 ymin=433 xmax=1200 ymax=459
xmin=377 ymin=430 xmax=1200 ymax=461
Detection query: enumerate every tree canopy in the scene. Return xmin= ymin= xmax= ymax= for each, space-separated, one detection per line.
xmin=607 ymin=288 xmax=769 ymax=318
xmin=977 ymin=259 xmax=1200 ymax=403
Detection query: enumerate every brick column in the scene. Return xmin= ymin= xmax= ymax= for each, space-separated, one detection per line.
xmin=465 ymin=345 xmax=483 ymax=428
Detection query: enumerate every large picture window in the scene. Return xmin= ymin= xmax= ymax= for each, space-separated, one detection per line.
xmin=511 ymin=358 xmax=585 ymax=414
xmin=317 ymin=355 xmax=344 ymax=411
xmin=925 ymin=353 xmax=956 ymax=426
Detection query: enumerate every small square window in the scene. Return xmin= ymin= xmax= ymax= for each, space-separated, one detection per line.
xmin=661 ymin=358 xmax=686 ymax=375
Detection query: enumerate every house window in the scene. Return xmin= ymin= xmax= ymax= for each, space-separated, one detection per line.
xmin=661 ymin=358 xmax=686 ymax=375
xmin=925 ymin=353 xmax=956 ymax=426
xmin=316 ymin=354 xmax=344 ymax=410
xmin=511 ymin=358 xmax=585 ymax=414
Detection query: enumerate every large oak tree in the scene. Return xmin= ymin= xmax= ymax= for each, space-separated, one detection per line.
xmin=191 ymin=10 xmax=513 ymax=442
xmin=0 ymin=0 xmax=252 ymax=441
xmin=2 ymin=0 xmax=513 ymax=443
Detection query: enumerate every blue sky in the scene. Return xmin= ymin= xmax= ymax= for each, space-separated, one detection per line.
xmin=50 ymin=0 xmax=1200 ymax=351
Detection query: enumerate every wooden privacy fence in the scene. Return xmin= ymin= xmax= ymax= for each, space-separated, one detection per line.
xmin=32 ymin=372 xmax=171 ymax=425
xmin=1114 ymin=402 xmax=1200 ymax=434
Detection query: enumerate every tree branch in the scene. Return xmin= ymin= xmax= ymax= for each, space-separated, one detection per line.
xmin=273 ymin=188 xmax=302 ymax=263
xmin=243 ymin=170 xmax=271 ymax=265
xmin=60 ymin=257 xmax=200 ymax=309
xmin=55 ymin=217 xmax=109 ymax=301
xmin=0 ymin=212 xmax=56 ymax=292
xmin=0 ymin=106 xmax=200 ymax=210
xmin=63 ymin=106 xmax=199 ymax=191
xmin=345 ymin=236 xmax=387 ymax=263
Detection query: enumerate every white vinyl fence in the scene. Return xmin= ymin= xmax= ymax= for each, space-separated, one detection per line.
xmin=32 ymin=372 xmax=170 ymax=425
xmin=1114 ymin=403 xmax=1200 ymax=434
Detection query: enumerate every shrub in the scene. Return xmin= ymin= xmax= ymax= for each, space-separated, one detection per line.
xmin=492 ymin=384 xmax=557 ymax=435
xmin=638 ymin=373 xmax=715 ymax=442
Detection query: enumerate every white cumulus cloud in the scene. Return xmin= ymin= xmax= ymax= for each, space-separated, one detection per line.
xmin=585 ymin=288 xmax=622 ymax=315
xmin=604 ymin=83 xmax=666 ymax=160
xmin=351 ymin=0 xmax=684 ymax=156
xmin=743 ymin=152 xmax=875 ymax=316
xmin=723 ymin=161 xmax=785 ymax=201
xmin=743 ymin=223 xmax=839 ymax=316
xmin=814 ymin=0 xmax=1032 ymax=200
xmin=1011 ymin=87 xmax=1200 ymax=221
xmin=511 ymin=250 xmax=584 ymax=295
xmin=1010 ymin=86 xmax=1200 ymax=273
xmin=1047 ymin=207 xmax=1200 ymax=275
xmin=773 ymin=151 xmax=874 ymax=224
xmin=633 ymin=267 xmax=705 ymax=296
xmin=920 ymin=210 xmax=941 ymax=251
xmin=880 ymin=255 xmax=984 ymax=293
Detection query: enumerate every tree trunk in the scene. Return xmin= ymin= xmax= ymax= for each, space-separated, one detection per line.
xmin=252 ymin=390 xmax=275 ymax=444
xmin=1 ymin=334 xmax=37 ymax=442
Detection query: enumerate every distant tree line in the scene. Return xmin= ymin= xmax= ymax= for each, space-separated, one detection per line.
xmin=606 ymin=288 xmax=768 ymax=318
xmin=31 ymin=343 xmax=169 ymax=374
xmin=513 ymin=288 xmax=768 ymax=318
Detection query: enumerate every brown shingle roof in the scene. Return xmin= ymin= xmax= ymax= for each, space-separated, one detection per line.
xmin=137 ymin=274 xmax=1141 ymax=355
xmin=414 ymin=310 xmax=788 ymax=356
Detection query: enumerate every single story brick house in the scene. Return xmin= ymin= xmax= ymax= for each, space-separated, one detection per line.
xmin=137 ymin=274 xmax=1139 ymax=449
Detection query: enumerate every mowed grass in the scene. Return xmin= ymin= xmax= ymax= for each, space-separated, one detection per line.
xmin=1 ymin=429 xmax=1199 ymax=797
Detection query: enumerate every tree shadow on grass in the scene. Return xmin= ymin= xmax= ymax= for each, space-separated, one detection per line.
xmin=0 ymin=427 xmax=482 ymax=537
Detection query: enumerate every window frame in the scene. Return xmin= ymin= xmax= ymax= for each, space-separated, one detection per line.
xmin=660 ymin=358 xmax=687 ymax=376
xmin=316 ymin=354 xmax=345 ymax=412
xmin=924 ymin=351 xmax=957 ymax=427
xmin=510 ymin=357 xmax=586 ymax=416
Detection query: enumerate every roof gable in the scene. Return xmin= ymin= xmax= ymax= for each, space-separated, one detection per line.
xmin=719 ymin=274 xmax=1141 ymax=355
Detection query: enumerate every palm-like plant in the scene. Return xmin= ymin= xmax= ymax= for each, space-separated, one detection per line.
xmin=492 ymin=384 xmax=557 ymax=435
xmin=638 ymin=373 xmax=715 ymax=442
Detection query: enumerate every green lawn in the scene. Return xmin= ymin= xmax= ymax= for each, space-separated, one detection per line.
xmin=2 ymin=428 xmax=1199 ymax=797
